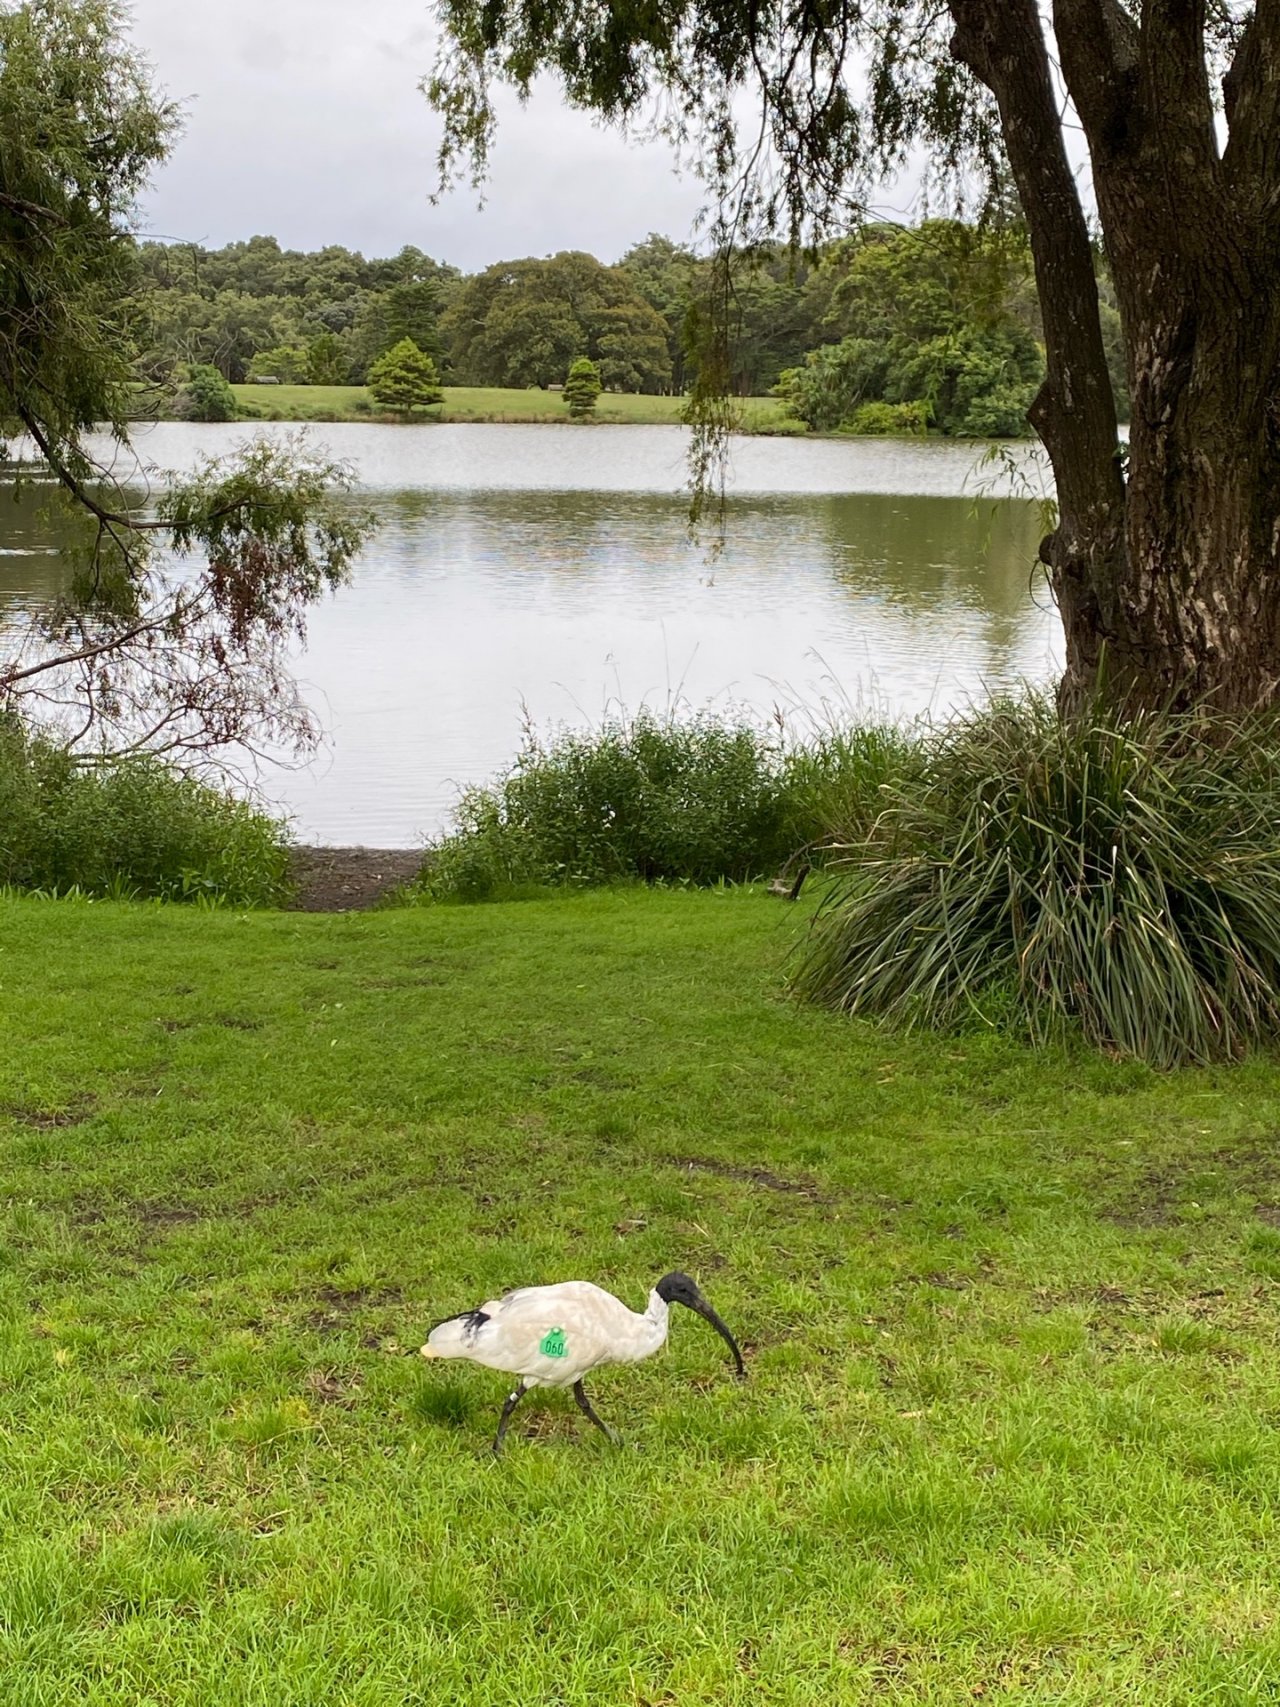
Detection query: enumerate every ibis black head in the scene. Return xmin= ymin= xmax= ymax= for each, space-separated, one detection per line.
xmin=656 ymin=1271 xmax=746 ymax=1378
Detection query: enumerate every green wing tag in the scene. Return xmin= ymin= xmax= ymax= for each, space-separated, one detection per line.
xmin=539 ymin=1327 xmax=567 ymax=1358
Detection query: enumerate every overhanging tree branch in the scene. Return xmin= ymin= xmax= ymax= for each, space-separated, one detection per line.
xmin=0 ymin=606 xmax=186 ymax=686
xmin=15 ymin=404 xmax=251 ymax=535
xmin=0 ymin=188 xmax=65 ymax=225
xmin=1 ymin=0 xmax=377 ymax=771
xmin=422 ymin=0 xmax=1280 ymax=714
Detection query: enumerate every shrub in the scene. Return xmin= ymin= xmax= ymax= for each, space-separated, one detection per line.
xmin=563 ymin=358 xmax=602 ymax=419
xmin=775 ymin=324 xmax=1038 ymax=438
xmin=795 ymin=692 xmax=1280 ymax=1067
xmin=955 ymin=383 xmax=1038 ymax=439
xmin=774 ymin=338 xmax=887 ymax=432
xmin=177 ymin=364 xmax=237 ymax=422
xmin=843 ymin=401 xmax=931 ymax=436
xmin=777 ymin=724 xmax=923 ymax=847
xmin=421 ymin=711 xmax=915 ymax=902
xmin=0 ymin=720 xmax=289 ymax=904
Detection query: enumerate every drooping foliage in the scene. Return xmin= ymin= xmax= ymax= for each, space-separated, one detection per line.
xmin=796 ymin=693 xmax=1280 ymax=1068
xmin=0 ymin=0 xmax=374 ymax=766
xmin=2 ymin=438 xmax=370 ymax=765
xmin=0 ymin=0 xmax=174 ymax=451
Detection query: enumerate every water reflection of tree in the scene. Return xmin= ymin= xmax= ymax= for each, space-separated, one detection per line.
xmin=820 ymin=494 xmax=1043 ymax=619
xmin=2 ymin=476 xmax=1058 ymax=723
xmin=373 ymin=488 xmax=1043 ymax=609
xmin=0 ymin=480 xmax=75 ymax=615
xmin=817 ymin=493 xmax=1055 ymax=690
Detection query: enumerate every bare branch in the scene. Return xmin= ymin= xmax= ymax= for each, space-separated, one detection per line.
xmin=15 ymin=405 xmax=268 ymax=537
xmin=15 ymin=407 xmax=171 ymax=533
xmin=0 ymin=189 xmax=66 ymax=225
xmin=0 ymin=607 xmax=183 ymax=686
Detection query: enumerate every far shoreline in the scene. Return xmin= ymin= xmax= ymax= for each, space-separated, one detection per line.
xmin=128 ymin=384 xmax=1043 ymax=445
xmin=194 ymin=383 xmax=806 ymax=436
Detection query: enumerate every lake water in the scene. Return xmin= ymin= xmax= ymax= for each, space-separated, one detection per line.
xmin=0 ymin=422 xmax=1061 ymax=844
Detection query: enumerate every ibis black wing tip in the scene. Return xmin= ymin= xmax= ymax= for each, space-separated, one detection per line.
xmin=426 ymin=1306 xmax=490 ymax=1337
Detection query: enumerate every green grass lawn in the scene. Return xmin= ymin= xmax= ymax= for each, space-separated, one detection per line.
xmin=230 ymin=383 xmax=795 ymax=432
xmin=232 ymin=383 xmax=372 ymax=421
xmin=5 ymin=887 xmax=1280 ymax=1702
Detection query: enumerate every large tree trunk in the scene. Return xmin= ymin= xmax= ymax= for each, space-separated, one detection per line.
xmin=1101 ymin=275 xmax=1280 ymax=711
xmin=952 ymin=0 xmax=1280 ymax=713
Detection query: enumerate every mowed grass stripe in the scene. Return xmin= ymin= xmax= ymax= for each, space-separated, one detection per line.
xmin=228 ymin=382 xmax=795 ymax=431
xmin=2 ymin=889 xmax=1280 ymax=1702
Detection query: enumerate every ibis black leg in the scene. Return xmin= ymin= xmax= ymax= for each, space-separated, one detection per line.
xmin=573 ymin=1380 xmax=620 ymax=1445
xmin=492 ymin=1382 xmax=527 ymax=1456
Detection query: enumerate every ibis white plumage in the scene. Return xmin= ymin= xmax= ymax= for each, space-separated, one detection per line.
xmin=421 ymin=1271 xmax=746 ymax=1453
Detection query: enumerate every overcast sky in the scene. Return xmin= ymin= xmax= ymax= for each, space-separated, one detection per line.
xmin=128 ymin=0 xmax=717 ymax=270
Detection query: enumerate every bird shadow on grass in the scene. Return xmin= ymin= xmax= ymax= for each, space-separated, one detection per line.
xmin=408 ymin=1379 xmax=623 ymax=1450
xmin=407 ymin=1380 xmax=474 ymax=1430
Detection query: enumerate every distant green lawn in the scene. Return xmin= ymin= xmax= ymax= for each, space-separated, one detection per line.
xmin=231 ymin=383 xmax=796 ymax=432
xmin=5 ymin=887 xmax=1280 ymax=1701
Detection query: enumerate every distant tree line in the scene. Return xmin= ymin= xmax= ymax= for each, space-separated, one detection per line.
xmin=131 ymin=222 xmax=1128 ymax=435
xmin=132 ymin=237 xmax=456 ymax=391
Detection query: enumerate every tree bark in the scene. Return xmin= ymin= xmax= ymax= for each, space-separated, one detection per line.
xmin=1061 ymin=0 xmax=1280 ymax=709
xmin=949 ymin=0 xmax=1128 ymax=703
xmin=953 ymin=0 xmax=1280 ymax=712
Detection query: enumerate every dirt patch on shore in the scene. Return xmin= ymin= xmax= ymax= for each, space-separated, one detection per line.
xmin=288 ymin=847 xmax=422 ymax=912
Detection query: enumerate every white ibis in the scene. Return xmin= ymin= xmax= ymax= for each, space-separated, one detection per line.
xmin=420 ymin=1270 xmax=746 ymax=1454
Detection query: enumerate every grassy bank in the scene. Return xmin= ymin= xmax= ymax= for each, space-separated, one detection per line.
xmin=0 ymin=723 xmax=288 ymax=906
xmin=227 ymin=383 xmax=795 ymax=432
xmin=420 ymin=713 xmax=913 ymax=901
xmin=4 ymin=888 xmax=1280 ymax=1701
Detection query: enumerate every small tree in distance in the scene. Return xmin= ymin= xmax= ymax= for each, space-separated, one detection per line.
xmin=180 ymin=364 xmax=237 ymax=422
xmin=563 ymin=357 xmax=602 ymax=419
xmin=367 ymin=339 xmax=443 ymax=415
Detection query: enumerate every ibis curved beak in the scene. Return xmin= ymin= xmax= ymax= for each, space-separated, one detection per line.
xmin=687 ymin=1292 xmax=747 ymax=1378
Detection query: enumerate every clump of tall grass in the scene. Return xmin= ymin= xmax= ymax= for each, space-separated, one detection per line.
xmin=796 ymin=691 xmax=1280 ymax=1067
xmin=0 ymin=720 xmax=289 ymax=905
xmin=421 ymin=709 xmax=917 ymax=901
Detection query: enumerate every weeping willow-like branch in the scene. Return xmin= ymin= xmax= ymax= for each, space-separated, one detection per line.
xmin=1 ymin=0 xmax=377 ymax=767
